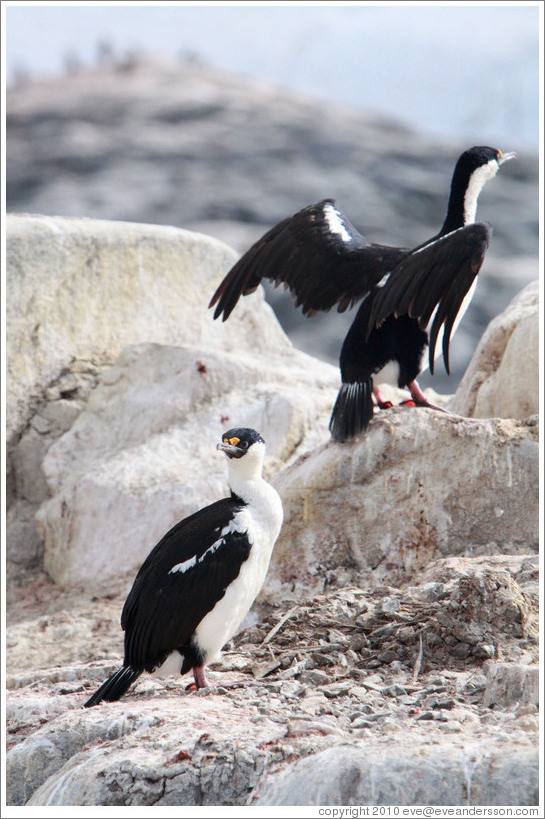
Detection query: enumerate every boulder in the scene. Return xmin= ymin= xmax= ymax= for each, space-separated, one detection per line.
xmin=251 ymin=743 xmax=539 ymax=806
xmin=6 ymin=214 xmax=338 ymax=579
xmin=266 ymin=409 xmax=538 ymax=601
xmin=6 ymin=212 xmax=287 ymax=446
xmin=35 ymin=342 xmax=337 ymax=586
xmin=451 ymin=280 xmax=539 ymax=419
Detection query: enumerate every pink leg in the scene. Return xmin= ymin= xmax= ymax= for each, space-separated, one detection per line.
xmin=185 ymin=665 xmax=210 ymax=691
xmin=408 ymin=380 xmax=448 ymax=412
xmin=193 ymin=665 xmax=210 ymax=689
xmin=373 ymin=386 xmax=393 ymax=410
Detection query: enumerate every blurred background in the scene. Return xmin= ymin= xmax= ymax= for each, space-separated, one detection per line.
xmin=5 ymin=2 xmax=541 ymax=391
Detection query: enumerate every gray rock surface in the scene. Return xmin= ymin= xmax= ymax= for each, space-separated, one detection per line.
xmin=251 ymin=743 xmax=539 ymax=806
xmin=268 ymin=410 xmax=538 ymax=601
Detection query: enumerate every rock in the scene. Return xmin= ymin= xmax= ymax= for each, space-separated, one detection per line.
xmin=483 ymin=662 xmax=539 ymax=708
xmin=250 ymin=743 xmax=539 ymax=806
xmin=267 ymin=410 xmax=538 ymax=600
xmin=6 ymin=214 xmax=338 ymax=579
xmin=34 ymin=340 xmax=337 ymax=586
xmin=6 ymin=501 xmax=43 ymax=567
xmin=6 ymin=212 xmax=272 ymax=446
xmin=451 ymin=281 xmax=539 ymax=419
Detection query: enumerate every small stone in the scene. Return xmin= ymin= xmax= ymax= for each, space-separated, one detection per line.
xmin=397 ymin=627 xmax=415 ymax=644
xmin=298 ymin=670 xmax=330 ymax=686
xmin=30 ymin=415 xmax=53 ymax=435
xmin=377 ymin=650 xmax=398 ymax=664
xmin=381 ymin=718 xmax=400 ymax=732
xmin=451 ymin=642 xmax=471 ymax=659
xmin=440 ymin=720 xmax=463 ymax=733
xmin=382 ymin=684 xmax=406 ymax=698
xmin=318 ymin=681 xmax=352 ymax=699
xmin=350 ymin=718 xmax=373 ymax=730
xmin=347 ymin=686 xmax=369 ymax=700
xmin=516 ymin=715 xmax=538 ymax=732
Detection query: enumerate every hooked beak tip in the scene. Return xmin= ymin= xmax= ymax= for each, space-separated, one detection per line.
xmin=499 ymin=151 xmax=517 ymax=165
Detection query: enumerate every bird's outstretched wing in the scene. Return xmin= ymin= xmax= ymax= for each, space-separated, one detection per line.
xmin=365 ymin=222 xmax=491 ymax=374
xmin=121 ymin=498 xmax=251 ymax=671
xmin=209 ymin=199 xmax=409 ymax=320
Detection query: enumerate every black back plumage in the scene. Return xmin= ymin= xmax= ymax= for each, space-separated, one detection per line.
xmin=366 ymin=223 xmax=491 ymax=373
xmin=120 ymin=496 xmax=251 ymax=672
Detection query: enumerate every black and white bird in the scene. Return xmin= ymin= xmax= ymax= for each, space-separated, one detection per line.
xmin=84 ymin=428 xmax=283 ymax=707
xmin=209 ymin=146 xmax=516 ymax=442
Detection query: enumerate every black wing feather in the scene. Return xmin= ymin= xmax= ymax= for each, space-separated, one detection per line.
xmin=366 ymin=223 xmax=491 ymax=370
xmin=121 ymin=498 xmax=251 ymax=671
xmin=209 ymin=199 xmax=409 ymax=320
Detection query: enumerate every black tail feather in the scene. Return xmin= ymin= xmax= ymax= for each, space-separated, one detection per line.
xmin=329 ymin=380 xmax=374 ymax=442
xmin=84 ymin=666 xmax=142 ymax=708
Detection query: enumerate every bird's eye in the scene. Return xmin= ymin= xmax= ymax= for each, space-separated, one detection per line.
xmin=228 ymin=437 xmax=241 ymax=446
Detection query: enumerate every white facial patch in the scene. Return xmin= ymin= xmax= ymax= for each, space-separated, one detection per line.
xmin=463 ymin=160 xmax=499 ymax=225
xmin=323 ymin=203 xmax=352 ymax=243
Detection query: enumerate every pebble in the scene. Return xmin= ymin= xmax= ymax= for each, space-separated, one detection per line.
xmin=381 ymin=718 xmax=400 ymax=732
xmin=351 ymin=718 xmax=374 ymax=729
xmin=516 ymin=715 xmax=539 ymax=732
xmin=318 ymin=681 xmax=353 ymax=699
xmin=382 ymin=684 xmax=407 ymax=698
xmin=298 ymin=670 xmax=330 ymax=686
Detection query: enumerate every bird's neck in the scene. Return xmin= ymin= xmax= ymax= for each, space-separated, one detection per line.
xmin=440 ymin=161 xmax=498 ymax=236
xmin=227 ymin=463 xmax=283 ymax=540
xmin=228 ymin=455 xmax=283 ymax=528
xmin=227 ymin=458 xmax=267 ymax=505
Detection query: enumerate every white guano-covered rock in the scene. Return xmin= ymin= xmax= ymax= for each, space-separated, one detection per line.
xmin=451 ymin=280 xmax=539 ymax=419
xmin=6 ymin=212 xmax=290 ymax=445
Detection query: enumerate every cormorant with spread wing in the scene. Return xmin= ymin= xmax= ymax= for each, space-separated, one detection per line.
xmin=209 ymin=146 xmax=516 ymax=442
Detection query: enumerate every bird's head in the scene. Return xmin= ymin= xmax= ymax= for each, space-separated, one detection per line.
xmin=446 ymin=146 xmax=517 ymax=229
xmin=217 ymin=427 xmax=266 ymax=479
xmin=461 ymin=146 xmax=517 ymax=174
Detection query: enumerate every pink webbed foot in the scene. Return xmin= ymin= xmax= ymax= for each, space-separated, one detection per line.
xmin=408 ymin=381 xmax=449 ymax=413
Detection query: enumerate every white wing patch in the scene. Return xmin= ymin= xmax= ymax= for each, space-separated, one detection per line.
xmin=168 ymin=511 xmax=250 ymax=576
xmin=169 ymin=555 xmax=197 ymax=575
xmin=323 ymin=203 xmax=352 ymax=243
